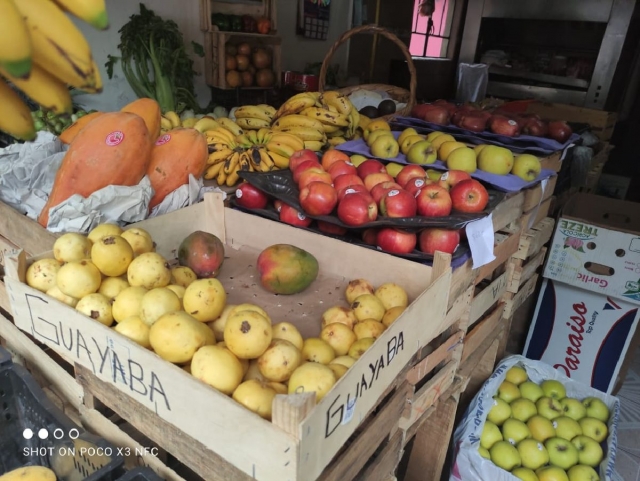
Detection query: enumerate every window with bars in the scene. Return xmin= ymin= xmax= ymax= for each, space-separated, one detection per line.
xmin=409 ymin=0 xmax=455 ymax=58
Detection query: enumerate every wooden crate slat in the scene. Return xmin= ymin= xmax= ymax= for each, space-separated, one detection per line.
xmin=0 ymin=201 xmax=57 ymax=256
xmin=462 ymin=304 xmax=505 ymax=364
xmin=513 ymin=217 xmax=555 ymax=260
xmin=503 ymin=274 xmax=539 ymax=319
xmin=506 ymin=247 xmax=547 ymax=294
xmin=475 ymin=230 xmax=522 ymax=283
xmin=355 ymin=430 xmax=404 ymax=481
xmin=522 ymin=176 xmax=558 ymax=213
xmin=469 ymin=272 xmax=508 ymax=327
xmin=491 ymin=192 xmax=525 ymax=233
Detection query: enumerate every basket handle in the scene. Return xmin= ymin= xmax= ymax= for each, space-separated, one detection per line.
xmin=318 ymin=25 xmax=417 ymax=108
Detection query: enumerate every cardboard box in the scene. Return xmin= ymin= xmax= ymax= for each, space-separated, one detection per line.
xmin=524 ymin=279 xmax=640 ymax=393
xmin=543 ymin=193 xmax=640 ymax=305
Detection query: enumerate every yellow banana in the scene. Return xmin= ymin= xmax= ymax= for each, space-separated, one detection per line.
xmin=0 ymin=0 xmax=32 ymax=78
xmin=217 ymin=117 xmax=243 ymax=136
xmin=321 ymin=123 xmax=342 ymax=134
xmin=239 ymin=151 xmax=251 ymax=171
xmin=204 ymin=161 xmax=224 ymax=180
xmin=164 ymin=111 xmax=181 ymax=129
xmin=272 ymin=114 xmax=325 ymax=132
xmin=279 ymin=127 xmax=326 ymax=142
xmin=300 ymin=107 xmax=349 ymax=127
xmin=194 ymin=116 xmax=221 ymax=133
xmin=226 ymin=168 xmax=240 ymax=187
xmin=160 ymin=117 xmax=173 ymax=131
xmin=0 ymin=467 xmax=56 ymax=481
xmin=266 ymin=141 xmax=295 ymax=158
xmin=234 ymin=105 xmax=275 ymax=123
xmin=258 ymin=149 xmax=274 ymax=171
xmin=269 ymin=132 xmax=305 ymax=151
xmin=256 ymin=128 xmax=271 ymax=144
xmin=182 ymin=117 xmax=198 ymax=129
xmin=257 ymin=104 xmax=276 ymax=117
xmin=0 ymin=64 xmax=71 ymax=114
xmin=236 ymin=117 xmax=271 ymax=130
xmin=0 ymin=79 xmax=36 ymax=141
xmin=52 ymin=0 xmax=108 ymax=30
xmin=15 ymin=0 xmax=100 ymax=91
xmin=267 ymin=151 xmax=290 ymax=169
xmin=216 ymin=165 xmax=227 ymax=185
xmin=234 ymin=134 xmax=253 ymax=148
xmin=322 ymin=92 xmax=353 ymax=116
xmin=208 ymin=142 xmax=232 ymax=152
xmin=247 ymin=147 xmax=261 ymax=169
xmin=247 ymin=129 xmax=259 ymax=145
xmin=358 ymin=115 xmax=371 ymax=130
xmin=327 ymin=129 xmax=347 ymax=138
xmin=347 ymin=109 xmax=360 ymax=138
xmin=207 ymin=149 xmax=233 ymax=164
xmin=328 ymin=137 xmax=347 ymax=146
xmin=304 ymin=140 xmax=326 ymax=152
xmin=205 ymin=127 xmax=235 ymax=144
xmin=273 ymin=92 xmax=319 ymax=120
xmin=224 ymin=151 xmax=240 ymax=175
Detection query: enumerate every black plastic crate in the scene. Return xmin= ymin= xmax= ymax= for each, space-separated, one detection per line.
xmin=116 ymin=467 xmax=164 ymax=481
xmin=0 ymin=346 xmax=124 ymax=480
xmin=0 ymin=348 xmax=11 ymax=370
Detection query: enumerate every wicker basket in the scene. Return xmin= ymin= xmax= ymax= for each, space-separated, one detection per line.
xmin=319 ymin=25 xmax=417 ymax=121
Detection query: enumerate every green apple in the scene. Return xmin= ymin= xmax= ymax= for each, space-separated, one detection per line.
xmin=426 ymin=168 xmax=442 ymax=181
xmin=582 ymin=397 xmax=610 ymax=423
xmin=571 ymin=435 xmax=604 ymax=467
xmin=537 ymin=465 xmax=570 ymax=481
xmin=487 ymin=397 xmax=512 ymax=426
xmin=579 ymin=417 xmax=608 ymax=443
xmin=502 ymin=418 xmax=532 ymax=445
xmin=397 ymin=127 xmax=419 ymax=146
xmin=512 ymin=154 xmax=542 ymax=181
xmin=446 ymin=147 xmax=477 ymax=173
xmin=512 ymin=467 xmax=540 ymax=481
xmin=477 ymin=145 xmax=514 ymax=175
xmin=399 ymin=134 xmax=425 ymax=155
xmin=561 ymin=398 xmax=587 ymax=421
xmin=541 ymin=380 xmax=566 ymax=400
xmin=406 ymin=140 xmax=437 ymax=165
xmin=511 ymin=398 xmax=538 ymax=422
xmin=370 ymin=136 xmax=399 ymax=159
xmin=567 ymin=464 xmax=600 ymax=481
xmin=536 ymin=397 xmax=564 ymax=420
xmin=480 ymin=420 xmax=503 ymax=449
xmin=385 ymin=162 xmax=404 ymax=178
xmin=498 ymin=380 xmax=522 ymax=403
xmin=506 ymin=366 xmax=529 ymax=386
xmin=478 ymin=446 xmax=491 ymax=459
xmin=520 ymin=381 xmax=545 ymax=403
xmin=473 ymin=144 xmax=488 ymax=156
xmin=490 ymin=440 xmax=522 ymax=471
xmin=553 ymin=416 xmax=583 ymax=441
xmin=545 ymin=437 xmax=579 ymax=470
xmin=350 ymin=154 xmax=367 ymax=167
xmin=528 ymin=415 xmax=557 ymax=443
xmin=517 ymin=438 xmax=550 ymax=470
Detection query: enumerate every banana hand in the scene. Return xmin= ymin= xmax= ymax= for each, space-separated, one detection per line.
xmin=268 ymin=132 xmax=305 ymax=152
xmin=303 ymin=140 xmax=326 ymax=152
xmin=266 ymin=141 xmax=295 ymax=158
xmin=236 ymin=117 xmax=271 ymax=130
xmin=321 ymin=92 xmax=353 ymax=116
xmin=0 ymin=79 xmax=36 ymax=141
xmin=234 ymin=105 xmax=275 ymax=123
xmin=52 ymin=0 xmax=109 ymax=30
xmin=194 ymin=116 xmax=221 ymax=133
xmin=0 ymin=64 xmax=71 ymax=114
xmin=267 ymin=151 xmax=290 ymax=169
xmin=160 ymin=116 xmax=173 ymax=131
xmin=279 ymin=127 xmax=326 ymax=142
xmin=204 ymin=161 xmax=224 ymax=180
xmin=164 ymin=111 xmax=181 ymax=129
xmin=0 ymin=0 xmax=32 ymax=78
xmin=273 ymin=92 xmax=319 ymax=121
xmin=272 ymin=114 xmax=325 ymax=132
xmin=300 ymin=107 xmax=349 ymax=127
xmin=217 ymin=118 xmax=243 ymax=136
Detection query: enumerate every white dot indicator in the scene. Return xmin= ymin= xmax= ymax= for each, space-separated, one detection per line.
xmin=53 ymin=428 xmax=64 ymax=440
xmin=69 ymin=429 xmax=79 ymax=439
xmin=38 ymin=429 xmax=48 ymax=439
xmin=23 ymin=429 xmax=33 ymax=439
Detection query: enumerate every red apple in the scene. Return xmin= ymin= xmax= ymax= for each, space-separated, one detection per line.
xmin=235 ymin=182 xmax=268 ymax=209
xmin=298 ymin=170 xmax=332 ymax=190
xmin=377 ymin=228 xmax=417 ymax=254
xmin=337 ymin=184 xmax=369 ymax=201
xmin=363 ymin=172 xmax=393 ymax=191
xmin=321 ymin=150 xmax=351 ymax=171
xmin=370 ymin=181 xmax=403 ymax=204
xmin=459 ymin=112 xmax=489 ymax=132
xmin=293 ymin=160 xmax=322 ymax=183
xmin=548 ymin=121 xmax=573 ymax=143
xmin=279 ymin=203 xmax=312 ymax=227
xmin=419 ymin=228 xmax=460 ymax=255
xmin=356 ymin=159 xmax=386 ymax=179
xmin=273 ymin=199 xmax=283 ymax=212
xmin=362 ymin=228 xmax=378 ymax=246
xmin=333 ymin=173 xmax=364 ymax=192
xmin=411 ymin=104 xmax=432 ymax=119
xmin=523 ymin=118 xmax=549 ymax=137
xmin=380 ymin=189 xmax=417 ymax=218
xmin=318 ymin=220 xmax=347 ymax=236
xmin=450 ymin=179 xmax=489 ymax=213
xmin=415 ymin=184 xmax=452 ymax=217
xmin=488 ymin=115 xmax=520 ymax=137
xmin=337 ymin=193 xmax=378 ymax=226
xmin=422 ymin=106 xmax=450 ymax=125
xmin=396 ymin=164 xmax=427 ymax=188
xmin=405 ymin=177 xmax=427 ymax=197
xmin=433 ymin=99 xmax=457 ymax=117
xmin=289 ymin=149 xmax=319 ymax=171
xmin=439 ymin=170 xmax=472 ymax=189
xmin=299 ymin=181 xmax=338 ymax=216
xmin=327 ymin=160 xmax=357 ymax=180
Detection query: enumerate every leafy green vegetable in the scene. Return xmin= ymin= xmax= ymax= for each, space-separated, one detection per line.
xmin=105 ymin=3 xmax=204 ymax=113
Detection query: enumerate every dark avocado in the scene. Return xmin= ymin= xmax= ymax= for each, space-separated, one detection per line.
xmin=359 ymin=106 xmax=379 ymax=118
xmin=378 ymin=99 xmax=396 ymax=116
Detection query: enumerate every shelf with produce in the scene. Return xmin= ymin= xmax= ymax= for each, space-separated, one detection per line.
xmin=200 ymin=0 xmax=276 ymax=33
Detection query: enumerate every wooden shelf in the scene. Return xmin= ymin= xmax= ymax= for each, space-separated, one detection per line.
xmin=212 ymin=30 xmax=279 ymax=38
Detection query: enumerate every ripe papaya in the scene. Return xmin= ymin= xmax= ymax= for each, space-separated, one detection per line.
xmin=257 ymin=244 xmax=319 ymax=295
xmin=121 ymin=97 xmax=162 ymax=139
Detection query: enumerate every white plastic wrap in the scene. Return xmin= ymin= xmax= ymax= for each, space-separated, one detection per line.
xmin=450 ymin=355 xmax=620 ymax=481
xmin=455 ymin=63 xmax=489 ymax=103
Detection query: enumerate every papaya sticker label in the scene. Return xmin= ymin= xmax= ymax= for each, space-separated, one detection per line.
xmin=105 ymin=131 xmax=124 ymax=146
xmin=155 ymin=134 xmax=171 ymax=146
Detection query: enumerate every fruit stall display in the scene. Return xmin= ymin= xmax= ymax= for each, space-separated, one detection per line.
xmin=4 ymin=192 xmax=454 ymax=481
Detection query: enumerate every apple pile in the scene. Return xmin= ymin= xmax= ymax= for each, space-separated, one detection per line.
xmin=480 ymin=365 xmax=611 ymax=481
xmin=411 ymin=100 xmax=574 ymax=144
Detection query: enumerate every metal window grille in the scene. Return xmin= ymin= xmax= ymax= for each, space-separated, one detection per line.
xmin=409 ymin=0 xmax=454 ymax=58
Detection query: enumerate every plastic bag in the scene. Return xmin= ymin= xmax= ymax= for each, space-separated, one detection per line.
xmin=450 ymin=355 xmax=620 ymax=481
xmin=456 ymin=63 xmax=489 ymax=103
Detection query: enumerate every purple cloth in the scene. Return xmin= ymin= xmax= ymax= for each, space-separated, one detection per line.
xmin=337 ymin=132 xmax=557 ymax=193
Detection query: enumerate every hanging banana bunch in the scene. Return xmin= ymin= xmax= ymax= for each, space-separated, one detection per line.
xmin=0 ymin=0 xmax=108 ymax=141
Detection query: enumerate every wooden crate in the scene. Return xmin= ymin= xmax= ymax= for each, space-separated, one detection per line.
xmin=512 ymin=217 xmax=555 ymax=261
xmin=5 ymin=193 xmax=457 ymax=481
xmin=506 ymin=247 xmax=547 ymax=294
xmin=204 ymin=31 xmax=282 ymax=89
xmin=0 ymin=201 xmax=57 ymax=315
xmin=200 ymin=0 xmax=277 ymax=33
xmin=526 ymin=102 xmax=617 ymax=141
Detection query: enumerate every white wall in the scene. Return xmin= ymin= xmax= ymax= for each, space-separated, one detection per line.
xmin=74 ymin=0 xmax=352 ymax=111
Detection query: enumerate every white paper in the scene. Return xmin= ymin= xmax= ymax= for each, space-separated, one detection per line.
xmin=149 ymin=175 xmax=227 ymax=218
xmin=465 ymin=213 xmax=496 ymax=269
xmin=527 ymin=177 xmax=550 ymax=230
